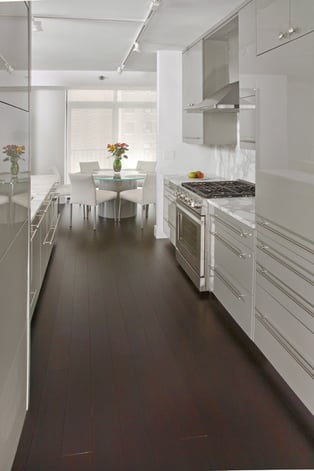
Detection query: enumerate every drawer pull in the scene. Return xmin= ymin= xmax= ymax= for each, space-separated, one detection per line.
xmin=215 ymin=215 xmax=253 ymax=238
xmin=31 ymin=211 xmax=45 ymax=229
xmin=29 ymin=289 xmax=37 ymax=307
xmin=213 ymin=232 xmax=251 ymax=259
xmin=214 ymin=268 xmax=246 ymax=301
xmin=257 ymin=264 xmax=314 ymax=317
xmin=257 ymin=242 xmax=314 ymax=284
xmin=278 ymin=31 xmax=287 ymax=40
xmin=43 ymin=214 xmax=60 ymax=246
xmin=256 ymin=309 xmax=314 ymax=378
xmin=257 ymin=218 xmax=314 ymax=255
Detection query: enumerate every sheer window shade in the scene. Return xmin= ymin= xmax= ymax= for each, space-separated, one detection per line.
xmin=67 ymin=90 xmax=156 ymax=174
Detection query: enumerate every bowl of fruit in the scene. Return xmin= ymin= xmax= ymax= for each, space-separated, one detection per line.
xmin=188 ymin=170 xmax=204 ymax=179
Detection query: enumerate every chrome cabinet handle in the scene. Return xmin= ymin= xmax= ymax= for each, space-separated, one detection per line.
xmin=30 ymin=289 xmax=38 ymax=307
xmin=256 ymin=309 xmax=314 ymax=378
xmin=257 ymin=242 xmax=313 ymax=284
xmin=257 ymin=219 xmax=313 ymax=254
xmin=214 ymin=268 xmax=246 ymax=301
xmin=43 ymin=214 xmax=60 ymax=245
xmin=278 ymin=31 xmax=287 ymax=40
xmin=213 ymin=232 xmax=251 ymax=259
xmin=256 ymin=264 xmax=313 ymax=317
xmin=288 ymin=26 xmax=297 ymax=35
xmin=215 ymin=215 xmax=253 ymax=239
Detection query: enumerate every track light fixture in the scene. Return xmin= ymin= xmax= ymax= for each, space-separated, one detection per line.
xmin=117 ymin=0 xmax=161 ymax=74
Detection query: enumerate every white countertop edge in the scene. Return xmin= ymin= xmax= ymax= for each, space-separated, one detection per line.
xmin=31 ymin=175 xmax=58 ymax=221
xmin=207 ymin=197 xmax=256 ymax=229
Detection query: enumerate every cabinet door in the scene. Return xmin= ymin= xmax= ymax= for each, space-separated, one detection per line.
xmin=256 ymin=32 xmax=314 ymax=174
xmin=290 ymin=0 xmax=314 ymax=41
xmin=239 ymin=1 xmax=257 ymax=149
xmin=0 ymin=2 xmax=29 ymax=111
xmin=257 ymin=0 xmax=314 ymax=55
xmin=256 ymin=0 xmax=290 ymax=54
xmin=182 ymin=41 xmax=204 ymax=144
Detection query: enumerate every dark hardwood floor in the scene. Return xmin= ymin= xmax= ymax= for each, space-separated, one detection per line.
xmin=12 ymin=205 xmax=314 ymax=471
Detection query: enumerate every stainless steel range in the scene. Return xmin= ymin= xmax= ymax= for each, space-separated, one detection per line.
xmin=175 ymin=179 xmax=255 ymax=292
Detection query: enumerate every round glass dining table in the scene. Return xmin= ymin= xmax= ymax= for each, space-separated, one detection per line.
xmin=93 ymin=170 xmax=145 ymax=219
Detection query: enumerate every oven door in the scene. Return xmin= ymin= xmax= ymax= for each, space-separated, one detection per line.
xmin=176 ymin=202 xmax=206 ymax=291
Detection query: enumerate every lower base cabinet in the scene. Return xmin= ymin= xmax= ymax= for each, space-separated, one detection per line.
xmin=30 ymin=187 xmax=59 ymax=318
xmin=255 ymin=215 xmax=314 ymax=415
xmin=211 ymin=208 xmax=256 ymax=338
xmin=255 ymin=308 xmax=314 ymax=415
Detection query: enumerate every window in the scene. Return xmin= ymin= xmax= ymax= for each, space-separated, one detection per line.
xmin=67 ymin=89 xmax=156 ymax=174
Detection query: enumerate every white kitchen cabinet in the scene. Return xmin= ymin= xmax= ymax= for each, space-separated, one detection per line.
xmin=30 ymin=186 xmax=60 ymax=318
xmin=239 ymin=1 xmax=257 ymax=149
xmin=0 ymin=2 xmax=29 ymax=111
xmin=256 ymin=31 xmax=314 ymax=174
xmin=183 ymin=16 xmax=239 ymax=146
xmin=256 ymin=0 xmax=314 ymax=55
xmin=0 ymin=4 xmax=30 ymax=467
xmin=255 ymin=0 xmax=314 ymax=414
xmin=163 ymin=178 xmax=177 ymax=247
xmin=255 ymin=215 xmax=314 ymax=414
xmin=182 ymin=40 xmax=204 ymax=144
xmin=211 ymin=208 xmax=256 ymax=338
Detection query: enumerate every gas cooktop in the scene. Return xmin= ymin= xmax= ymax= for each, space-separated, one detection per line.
xmin=181 ymin=179 xmax=255 ymax=199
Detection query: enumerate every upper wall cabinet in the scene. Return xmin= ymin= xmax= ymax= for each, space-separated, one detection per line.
xmin=239 ymin=1 xmax=257 ymax=149
xmin=182 ymin=40 xmax=204 ymax=144
xmin=0 ymin=2 xmax=29 ymax=111
xmin=256 ymin=0 xmax=314 ymax=55
xmin=182 ymin=16 xmax=239 ymax=146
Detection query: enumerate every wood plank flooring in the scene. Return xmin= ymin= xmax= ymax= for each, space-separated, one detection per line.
xmin=12 ymin=205 xmax=314 ymax=471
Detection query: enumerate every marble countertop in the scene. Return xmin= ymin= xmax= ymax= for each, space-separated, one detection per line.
xmin=164 ymin=174 xmax=221 ymax=186
xmin=207 ymin=197 xmax=255 ymax=229
xmin=31 ymin=175 xmax=58 ymax=221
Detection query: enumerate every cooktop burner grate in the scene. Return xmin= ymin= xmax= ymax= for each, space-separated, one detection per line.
xmin=181 ymin=179 xmax=255 ymax=198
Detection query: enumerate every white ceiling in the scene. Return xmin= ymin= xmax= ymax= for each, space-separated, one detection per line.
xmin=31 ymin=0 xmax=246 ymax=87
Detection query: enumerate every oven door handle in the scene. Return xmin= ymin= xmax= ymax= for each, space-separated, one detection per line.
xmin=176 ymin=202 xmax=204 ymax=224
xmin=177 ymin=211 xmax=183 ymax=241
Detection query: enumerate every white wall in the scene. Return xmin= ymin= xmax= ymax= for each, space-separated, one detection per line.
xmin=154 ymin=50 xmax=255 ymax=238
xmin=31 ymin=88 xmax=67 ymax=180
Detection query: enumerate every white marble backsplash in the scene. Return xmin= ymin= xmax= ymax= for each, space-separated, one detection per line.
xmin=213 ymin=146 xmax=256 ymax=183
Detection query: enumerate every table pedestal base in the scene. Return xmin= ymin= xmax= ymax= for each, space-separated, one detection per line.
xmin=97 ymin=178 xmax=138 ymax=219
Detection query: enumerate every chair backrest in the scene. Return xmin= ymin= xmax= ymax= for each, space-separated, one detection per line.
xmin=69 ymin=173 xmax=96 ymax=205
xmin=79 ymin=161 xmax=100 ymax=173
xmin=136 ymin=160 xmax=156 ymax=172
xmin=142 ymin=173 xmax=156 ymax=204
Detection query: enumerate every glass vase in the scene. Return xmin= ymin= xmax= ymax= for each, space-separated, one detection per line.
xmin=11 ymin=161 xmax=19 ymax=177
xmin=113 ymin=158 xmax=122 ymax=174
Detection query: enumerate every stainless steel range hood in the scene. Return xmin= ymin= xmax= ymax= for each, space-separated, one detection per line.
xmin=185 ymin=81 xmax=239 ymax=113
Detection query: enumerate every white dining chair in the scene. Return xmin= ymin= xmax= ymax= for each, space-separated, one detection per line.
xmin=118 ymin=173 xmax=156 ymax=229
xmin=79 ymin=161 xmax=100 ymax=173
xmin=135 ymin=160 xmax=156 ymax=172
xmin=135 ymin=160 xmax=156 ymax=189
xmin=50 ymin=166 xmax=71 ymax=202
xmin=69 ymin=173 xmax=117 ymax=230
